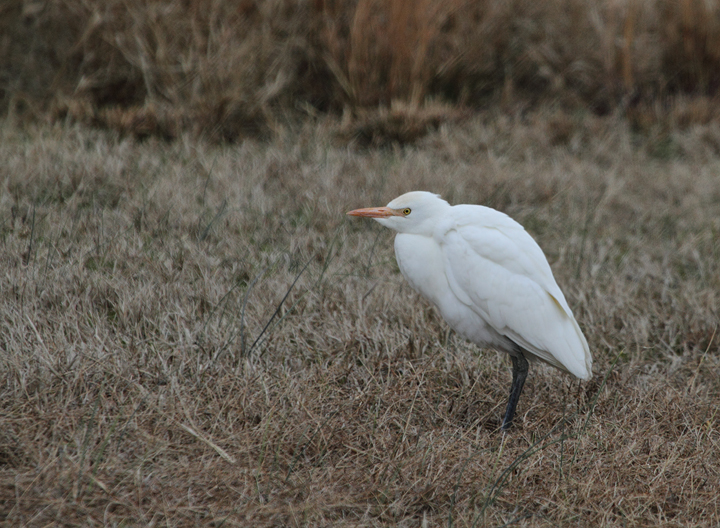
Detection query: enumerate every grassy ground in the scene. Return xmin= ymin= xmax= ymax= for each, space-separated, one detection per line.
xmin=1 ymin=111 xmax=720 ymax=526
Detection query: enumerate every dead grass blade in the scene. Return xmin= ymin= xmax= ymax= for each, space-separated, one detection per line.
xmin=178 ymin=423 xmax=236 ymax=464
xmin=250 ymin=257 xmax=313 ymax=357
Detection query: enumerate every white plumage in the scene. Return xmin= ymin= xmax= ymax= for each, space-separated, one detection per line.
xmin=347 ymin=191 xmax=592 ymax=429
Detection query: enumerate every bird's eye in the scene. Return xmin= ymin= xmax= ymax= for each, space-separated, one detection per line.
xmin=402 ymin=208 xmax=411 ymax=215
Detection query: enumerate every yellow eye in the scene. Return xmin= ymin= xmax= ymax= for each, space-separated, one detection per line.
xmin=402 ymin=208 xmax=411 ymax=215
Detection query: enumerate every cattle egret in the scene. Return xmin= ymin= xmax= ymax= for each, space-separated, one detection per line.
xmin=347 ymin=191 xmax=592 ymax=430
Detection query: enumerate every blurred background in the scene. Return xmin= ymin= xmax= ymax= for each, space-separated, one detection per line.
xmin=3 ymin=0 xmax=720 ymax=143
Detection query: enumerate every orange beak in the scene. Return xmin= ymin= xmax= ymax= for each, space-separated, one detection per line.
xmin=346 ymin=206 xmax=403 ymax=218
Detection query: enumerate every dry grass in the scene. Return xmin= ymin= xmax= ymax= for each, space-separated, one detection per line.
xmin=4 ymin=0 xmax=720 ymax=141
xmin=1 ymin=109 xmax=720 ymax=526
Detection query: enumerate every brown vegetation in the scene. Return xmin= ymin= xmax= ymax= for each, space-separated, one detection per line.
xmin=3 ymin=0 xmax=720 ymax=141
xmin=1 ymin=110 xmax=719 ymax=525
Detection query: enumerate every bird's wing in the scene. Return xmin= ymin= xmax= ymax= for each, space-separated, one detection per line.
xmin=436 ymin=206 xmax=591 ymax=379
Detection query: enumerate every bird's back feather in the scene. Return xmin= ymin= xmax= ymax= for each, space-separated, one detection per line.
xmin=431 ymin=205 xmax=592 ymax=379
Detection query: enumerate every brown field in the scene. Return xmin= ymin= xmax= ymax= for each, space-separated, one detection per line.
xmin=1 ymin=110 xmax=719 ymax=526
xmin=2 ymin=0 xmax=720 ymax=525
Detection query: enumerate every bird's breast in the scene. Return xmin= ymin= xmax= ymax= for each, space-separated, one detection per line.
xmin=394 ymin=234 xmax=447 ymax=307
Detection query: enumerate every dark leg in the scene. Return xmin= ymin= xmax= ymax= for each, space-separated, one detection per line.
xmin=501 ymin=351 xmax=529 ymax=430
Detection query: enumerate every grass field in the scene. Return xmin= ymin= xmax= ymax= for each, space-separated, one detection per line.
xmin=2 ymin=110 xmax=720 ymax=526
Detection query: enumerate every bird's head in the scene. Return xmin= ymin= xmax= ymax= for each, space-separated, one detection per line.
xmin=347 ymin=191 xmax=451 ymax=235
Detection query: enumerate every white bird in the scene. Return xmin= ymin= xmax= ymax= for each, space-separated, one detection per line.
xmin=347 ymin=191 xmax=592 ymax=430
